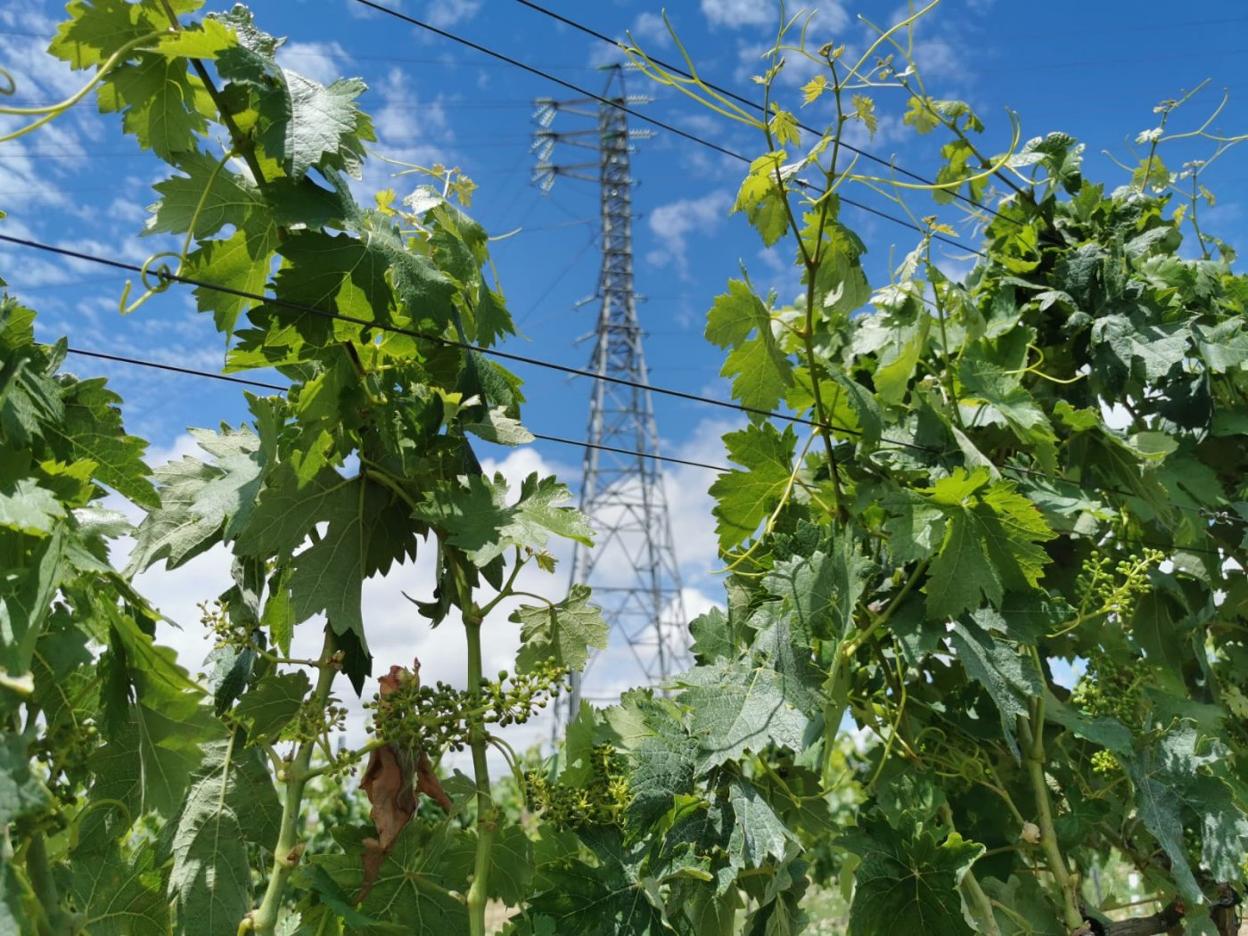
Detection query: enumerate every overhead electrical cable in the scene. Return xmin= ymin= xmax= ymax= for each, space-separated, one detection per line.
xmin=8 ymin=233 xmax=1239 ymax=531
xmin=511 ymin=0 xmax=1017 ymax=226
xmin=0 ymin=231 xmax=925 ymax=449
xmin=57 ymin=344 xmax=1243 ymax=555
xmin=60 ymin=346 xmax=731 ymax=473
xmin=348 ymin=0 xmax=980 ymax=257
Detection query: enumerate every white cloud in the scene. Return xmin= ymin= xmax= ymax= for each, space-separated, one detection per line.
xmin=912 ymin=36 xmax=958 ymax=79
xmin=632 ymin=12 xmax=673 ymax=48
xmin=276 ymin=41 xmax=352 ymax=86
xmin=355 ymin=66 xmax=455 ymax=199
xmin=646 ymin=190 xmax=732 ymax=277
xmin=702 ymin=0 xmax=848 ymax=32
xmin=424 ymin=0 xmax=482 ymax=29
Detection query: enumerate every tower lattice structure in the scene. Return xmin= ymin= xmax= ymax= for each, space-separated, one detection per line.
xmin=532 ymin=68 xmax=690 ymax=726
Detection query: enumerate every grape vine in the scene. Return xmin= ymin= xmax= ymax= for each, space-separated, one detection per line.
xmin=1 ymin=2 xmax=1247 ymax=935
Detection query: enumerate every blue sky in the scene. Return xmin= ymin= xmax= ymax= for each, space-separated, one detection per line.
xmin=1 ymin=0 xmax=1245 ymax=745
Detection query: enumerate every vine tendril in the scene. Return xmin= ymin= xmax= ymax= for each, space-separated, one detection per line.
xmin=0 ymin=31 xmax=165 ymax=139
xmin=120 ymin=151 xmax=234 ymax=314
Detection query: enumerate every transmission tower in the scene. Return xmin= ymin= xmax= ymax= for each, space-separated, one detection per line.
xmin=531 ymin=67 xmax=690 ymax=727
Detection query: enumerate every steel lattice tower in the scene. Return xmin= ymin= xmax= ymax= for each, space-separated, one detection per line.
xmin=532 ymin=68 xmax=690 ymax=725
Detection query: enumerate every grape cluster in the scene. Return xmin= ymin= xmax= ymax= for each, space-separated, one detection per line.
xmin=524 ymin=744 xmax=630 ymax=828
xmin=200 ymin=599 xmax=247 ymax=649
xmin=1075 ymin=548 xmax=1163 ymax=622
xmin=31 ymin=718 xmax=98 ymax=805
xmin=1090 ymin=750 xmax=1119 ymax=775
xmin=1071 ymin=653 xmax=1142 ymax=724
xmin=366 ymin=661 xmax=570 ymax=756
xmin=289 ymin=693 xmax=349 ymax=744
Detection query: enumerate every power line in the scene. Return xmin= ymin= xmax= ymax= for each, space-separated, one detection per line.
xmin=511 ymin=0 xmax=1016 ymax=227
xmin=59 ymin=343 xmax=1238 ymax=557
xmin=10 ymin=233 xmax=1239 ymax=532
xmin=8 ymin=235 xmax=1235 ymax=533
xmin=0 ymin=231 xmax=915 ymax=447
xmin=65 ymin=347 xmax=285 ymax=391
xmin=61 ymin=346 xmax=731 ymax=473
xmin=349 ymin=0 xmax=978 ymax=257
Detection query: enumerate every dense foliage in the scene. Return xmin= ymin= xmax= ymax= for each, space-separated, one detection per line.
xmin=1 ymin=2 xmax=1246 ymax=935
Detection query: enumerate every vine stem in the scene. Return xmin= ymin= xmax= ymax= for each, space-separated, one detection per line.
xmin=156 ymin=0 xmax=269 ymax=189
xmin=842 ymin=558 xmax=929 ymax=659
xmin=759 ymin=52 xmax=843 ymax=516
xmin=962 ymin=866 xmax=1003 ymax=936
xmin=938 ymin=802 xmax=1001 ymax=936
xmin=464 ymin=616 xmax=496 ymax=936
xmin=26 ymin=830 xmax=82 ymax=935
xmin=249 ymin=629 xmax=338 ymax=936
xmin=1019 ymin=695 xmax=1083 ymax=931
xmin=0 ymin=30 xmax=164 ymax=141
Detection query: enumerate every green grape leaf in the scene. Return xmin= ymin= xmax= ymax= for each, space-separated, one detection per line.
xmin=1092 ymin=314 xmax=1190 ymax=381
xmin=883 ymin=491 xmax=946 ymax=565
xmin=232 ymin=671 xmax=310 ymax=743
xmin=948 ymin=620 xmax=1042 ymax=759
xmin=872 ymin=315 xmax=930 ymax=407
xmin=270 ymin=230 xmax=394 ymax=332
xmin=164 ymin=736 xmax=280 ymax=936
xmin=958 ymin=353 xmax=1057 ymax=467
xmin=924 ymin=471 xmax=1053 ymax=619
xmin=980 ymin=875 xmax=1065 ymax=935
xmin=129 ymin=426 xmax=264 ymax=573
xmin=446 ymin=825 xmax=533 ymax=907
xmin=604 ymin=690 xmax=696 ymax=827
xmin=60 ymin=377 xmax=157 ymax=508
xmin=1124 ymin=724 xmax=1248 ymax=907
xmin=49 ymin=0 xmax=160 ymax=69
xmin=260 ymin=72 xmax=373 ymax=179
xmin=528 ymin=831 xmax=667 ymax=936
xmin=68 ymin=841 xmax=169 ymax=936
xmin=762 ymin=537 xmax=870 ymax=643
xmin=512 ymin=583 xmax=607 ymax=675
xmin=1192 ymin=319 xmax=1248 ymax=373
xmin=412 ymin=472 xmax=592 ymax=568
xmin=678 ymin=658 xmax=811 ymax=772
xmin=463 ymin=406 xmax=535 ymax=446
xmin=709 ymin=423 xmax=797 ymax=551
xmin=726 ymin=777 xmax=796 ymax=867
xmin=98 ymin=609 xmax=218 ymax=816
xmin=146 ymin=151 xmax=260 ymax=239
xmin=0 ymin=478 xmax=65 ymax=535
xmin=924 ymin=510 xmax=1002 ymax=620
xmin=285 ymin=477 xmax=384 ymax=644
xmin=732 ymin=151 xmax=792 ymax=247
xmin=314 ymin=823 xmax=468 ymax=932
xmin=706 ymin=279 xmax=792 ymax=412
xmin=844 ymin=821 xmax=983 ymax=936
xmin=147 ymin=18 xmax=235 ymax=60
xmin=102 ymin=54 xmax=209 ymax=160
xmin=185 ymin=222 xmax=281 ymax=334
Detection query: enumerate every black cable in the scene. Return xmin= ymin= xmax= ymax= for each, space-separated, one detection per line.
xmin=512 ymin=0 xmax=1017 ymax=226
xmin=0 ymin=231 xmax=934 ymax=451
xmin=17 ymin=244 xmax=1237 ymax=533
xmin=60 ymin=344 xmax=1248 ymax=561
xmin=59 ymin=343 xmax=1241 ymax=556
xmin=65 ymin=347 xmax=285 ymax=391
xmin=348 ymin=0 xmax=978 ymax=257
xmin=62 ymin=346 xmax=732 ymax=473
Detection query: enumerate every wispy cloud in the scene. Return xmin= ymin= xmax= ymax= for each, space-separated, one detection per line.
xmin=277 ymin=40 xmax=353 ymax=86
xmin=646 ymin=190 xmax=733 ymax=278
xmin=701 ymin=0 xmax=848 ymax=33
